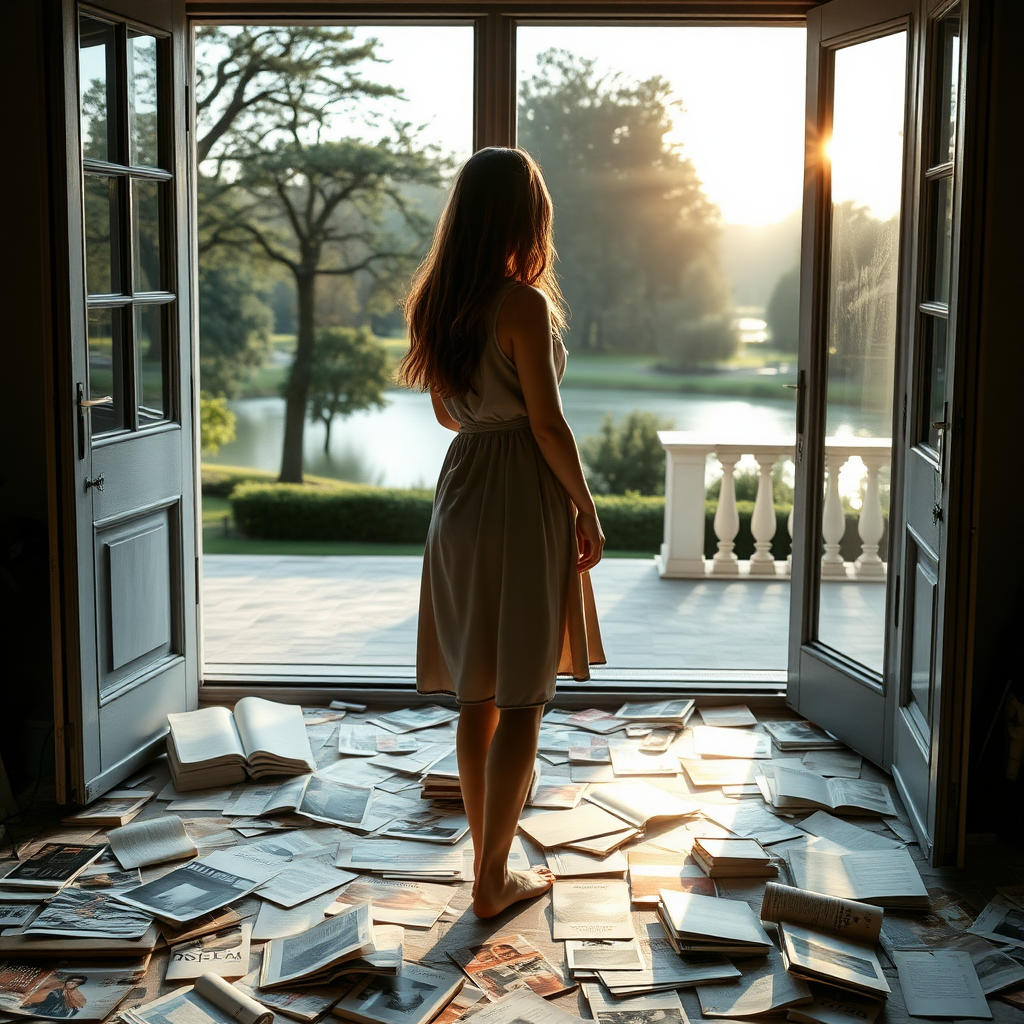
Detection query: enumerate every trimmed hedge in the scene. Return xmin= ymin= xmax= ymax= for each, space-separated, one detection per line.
xmin=229 ymin=481 xmax=886 ymax=560
xmin=201 ymin=463 xmax=340 ymax=498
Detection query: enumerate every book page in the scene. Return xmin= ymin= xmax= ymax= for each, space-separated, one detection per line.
xmin=825 ymin=777 xmax=896 ymax=816
xmin=233 ymin=697 xmax=314 ymax=768
xmin=893 ymin=950 xmax=992 ymax=1019
xmin=108 ymin=815 xmax=198 ymax=870
xmin=168 ymin=707 xmax=246 ymax=766
xmin=551 ymin=879 xmax=634 ymax=940
xmin=761 ymin=882 xmax=882 ymax=942
xmin=797 ymin=810 xmax=902 ymax=852
xmin=773 ymin=767 xmax=834 ymax=805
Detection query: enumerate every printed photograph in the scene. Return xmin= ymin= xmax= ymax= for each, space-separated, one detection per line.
xmin=26 ymin=888 xmax=153 ymax=939
xmin=297 ymin=777 xmax=372 ymax=827
xmin=453 ymin=935 xmax=571 ymax=1000
xmin=599 ymin=1011 xmax=687 ymax=1024
xmin=1 ymin=845 xmax=103 ymax=886
xmin=121 ymin=862 xmax=249 ymax=919
xmin=352 ymin=975 xmax=434 ymax=1019
xmin=0 ymin=963 xmax=141 ymax=1021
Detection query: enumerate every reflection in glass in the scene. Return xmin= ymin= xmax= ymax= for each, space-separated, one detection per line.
xmin=128 ymin=33 xmax=160 ymax=167
xmin=924 ymin=316 xmax=948 ymax=451
xmin=135 ymin=304 xmax=167 ymax=423
xmin=936 ymin=10 xmax=960 ymax=166
xmin=930 ymin=176 xmax=953 ymax=304
xmin=818 ymin=32 xmax=907 ymax=674
xmin=83 ymin=175 xmax=119 ymax=295
xmin=79 ymin=16 xmax=116 ymax=162
xmin=88 ymin=307 xmax=124 ymax=434
xmin=132 ymin=179 xmax=163 ymax=292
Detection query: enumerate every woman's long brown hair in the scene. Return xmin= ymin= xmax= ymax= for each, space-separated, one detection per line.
xmin=398 ymin=147 xmax=567 ymax=398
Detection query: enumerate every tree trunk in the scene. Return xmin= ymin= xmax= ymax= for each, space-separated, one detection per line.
xmin=323 ymin=415 xmax=332 ymax=453
xmin=280 ymin=270 xmax=316 ymax=482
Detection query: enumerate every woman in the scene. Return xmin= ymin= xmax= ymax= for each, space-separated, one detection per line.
xmin=400 ymin=147 xmax=605 ymax=919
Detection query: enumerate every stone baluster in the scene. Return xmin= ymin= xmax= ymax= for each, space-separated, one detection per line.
xmin=656 ymin=434 xmax=714 ymax=578
xmin=712 ymin=452 xmax=741 ymax=574
xmin=749 ymin=451 xmax=780 ymax=575
xmin=855 ymin=451 xmax=888 ymax=576
xmin=821 ymin=450 xmax=849 ymax=576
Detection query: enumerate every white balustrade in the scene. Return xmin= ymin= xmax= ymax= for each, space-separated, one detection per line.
xmin=656 ymin=432 xmax=891 ymax=581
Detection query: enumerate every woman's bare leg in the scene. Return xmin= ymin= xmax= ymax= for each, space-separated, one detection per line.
xmin=456 ymin=701 xmax=500 ymax=892
xmin=473 ymin=705 xmax=555 ymax=918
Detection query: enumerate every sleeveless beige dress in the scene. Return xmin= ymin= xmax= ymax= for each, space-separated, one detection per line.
xmin=416 ymin=280 xmax=606 ymax=708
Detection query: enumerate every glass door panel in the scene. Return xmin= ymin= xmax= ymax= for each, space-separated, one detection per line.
xmin=815 ymin=31 xmax=907 ymax=671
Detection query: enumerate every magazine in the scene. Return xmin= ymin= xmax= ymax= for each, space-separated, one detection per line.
xmin=337 ymin=725 xmax=387 ymax=756
xmin=380 ymin=811 xmax=469 ymax=845
xmin=615 ymin=701 xmax=695 ymax=724
xmin=967 ymin=895 xmax=1024 ymax=949
xmin=0 ymin=844 xmax=104 ymax=891
xmin=370 ymin=705 xmax=459 ymax=734
xmin=61 ymin=790 xmax=153 ymax=828
xmin=167 ymin=697 xmax=316 ymax=791
xmin=762 ymin=720 xmax=843 ymax=749
xmin=448 ymin=933 xmax=573 ymax=1000
xmin=432 ymin=984 xmax=487 ymax=1024
xmin=335 ymin=841 xmax=464 ymax=881
xmin=332 ymin=962 xmax=464 ymax=1024
xmin=257 ymin=860 xmax=355 ymax=909
xmin=295 ymin=776 xmax=374 ymax=829
xmin=800 ymin=748 xmax=863 ymax=777
xmin=252 ymin=887 xmax=349 ymax=942
xmin=260 ymin=902 xmax=376 ymax=987
xmin=121 ymin=973 xmax=273 ymax=1024
xmin=607 ymin=745 xmax=680 ymax=776
xmin=166 ymin=922 xmax=252 ymax=980
xmin=0 ymin=958 xmax=149 ymax=1021
xmin=529 ymin=781 xmax=587 ymax=810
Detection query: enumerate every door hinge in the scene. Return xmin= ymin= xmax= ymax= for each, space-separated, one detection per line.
xmin=795 ymin=437 xmax=804 ymax=466
xmin=893 ymin=574 xmax=901 ymax=628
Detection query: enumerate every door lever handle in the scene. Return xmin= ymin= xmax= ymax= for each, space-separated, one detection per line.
xmin=80 ymin=395 xmax=113 ymax=408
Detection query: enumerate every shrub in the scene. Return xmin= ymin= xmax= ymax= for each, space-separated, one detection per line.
xmin=199 ymin=394 xmax=236 ymax=456
xmin=201 ymin=463 xmax=338 ymax=498
xmin=581 ymin=411 xmax=673 ymax=496
xmin=593 ymin=493 xmax=665 ymax=550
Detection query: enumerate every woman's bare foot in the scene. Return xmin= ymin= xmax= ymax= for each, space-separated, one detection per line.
xmin=473 ymin=867 xmax=555 ymax=919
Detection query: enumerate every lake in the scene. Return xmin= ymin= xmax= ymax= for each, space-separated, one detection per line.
xmin=207 ymin=387 xmax=886 ymax=490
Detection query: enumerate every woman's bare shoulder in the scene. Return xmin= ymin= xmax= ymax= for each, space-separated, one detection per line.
xmin=499 ymin=282 xmax=549 ymax=328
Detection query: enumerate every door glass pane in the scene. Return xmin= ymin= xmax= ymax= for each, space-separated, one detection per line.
xmin=817 ymin=32 xmax=907 ymax=674
xmin=88 ymin=306 xmax=125 ymax=434
xmin=84 ymin=175 xmax=120 ymax=295
xmin=132 ymin=179 xmax=163 ymax=292
xmin=923 ymin=315 xmax=948 ymax=451
xmin=135 ymin=304 xmax=168 ymax=424
xmin=930 ymin=176 xmax=953 ymax=304
xmin=935 ymin=9 xmax=961 ymax=166
xmin=128 ymin=32 xmax=160 ymax=167
xmin=79 ymin=16 xmax=116 ymax=162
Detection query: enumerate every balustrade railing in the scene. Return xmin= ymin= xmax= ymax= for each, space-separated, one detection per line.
xmin=656 ymin=432 xmax=891 ymax=581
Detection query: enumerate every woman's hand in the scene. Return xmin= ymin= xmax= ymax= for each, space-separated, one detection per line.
xmin=576 ymin=511 xmax=605 ymax=572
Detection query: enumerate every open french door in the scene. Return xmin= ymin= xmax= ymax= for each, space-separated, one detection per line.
xmin=55 ymin=0 xmax=197 ymax=802
xmin=789 ymin=0 xmax=971 ymax=863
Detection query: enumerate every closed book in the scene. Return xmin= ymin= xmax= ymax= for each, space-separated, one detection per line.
xmin=658 ymin=890 xmax=772 ymax=954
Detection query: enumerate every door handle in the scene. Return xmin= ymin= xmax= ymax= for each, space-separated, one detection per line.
xmin=80 ymin=396 xmax=113 ymax=408
xmin=784 ymin=371 xmax=806 ymax=448
xmin=931 ymin=407 xmax=949 ymax=479
xmin=77 ymin=382 xmax=115 ymax=459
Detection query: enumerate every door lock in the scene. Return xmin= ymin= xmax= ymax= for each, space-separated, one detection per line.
xmin=85 ymin=475 xmax=105 ymax=492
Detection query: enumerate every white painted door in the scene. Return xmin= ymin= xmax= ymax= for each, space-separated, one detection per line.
xmin=61 ymin=0 xmax=197 ymax=802
xmin=788 ymin=0 xmax=917 ymax=766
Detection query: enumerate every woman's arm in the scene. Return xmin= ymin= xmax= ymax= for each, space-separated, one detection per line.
xmin=498 ymin=285 xmax=605 ymax=571
xmin=430 ymin=390 xmax=460 ymax=432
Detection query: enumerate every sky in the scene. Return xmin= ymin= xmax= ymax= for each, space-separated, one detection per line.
xmin=347 ymin=25 xmax=807 ymax=227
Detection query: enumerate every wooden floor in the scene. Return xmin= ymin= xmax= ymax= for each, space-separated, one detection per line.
xmin=203 ymin=555 xmax=887 ymax=675
xmin=7 ymin=701 xmax=1021 ymax=1023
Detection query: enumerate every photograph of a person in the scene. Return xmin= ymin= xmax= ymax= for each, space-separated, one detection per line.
xmin=0 ymin=964 xmax=140 ymax=1022
xmin=403 ymin=146 xmax=607 ymax=919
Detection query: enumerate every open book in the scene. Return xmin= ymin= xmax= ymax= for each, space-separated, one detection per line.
xmin=585 ymin=782 xmax=697 ymax=829
xmin=761 ymin=882 xmax=889 ymax=998
xmin=757 ymin=765 xmax=896 ymax=816
xmin=167 ymin=698 xmax=315 ymax=791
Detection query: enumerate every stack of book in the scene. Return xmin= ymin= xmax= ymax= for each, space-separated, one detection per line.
xmin=419 ymin=750 xmax=462 ymax=801
xmin=167 ymin=697 xmax=316 ymax=791
xmin=690 ymin=837 xmax=776 ymax=878
xmin=614 ymin=700 xmax=695 ymax=728
xmin=656 ymin=890 xmax=773 ymax=955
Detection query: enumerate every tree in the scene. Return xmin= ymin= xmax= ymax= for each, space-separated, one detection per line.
xmin=307 ymin=327 xmax=390 ymax=452
xmin=766 ymin=263 xmax=800 ymax=353
xmin=195 ymin=27 xmax=447 ymax=482
xmin=518 ymin=51 xmax=733 ymax=361
xmin=199 ymin=394 xmax=237 ymax=456
xmin=198 ymin=256 xmax=274 ymax=398
xmin=580 ymin=411 xmax=674 ymax=495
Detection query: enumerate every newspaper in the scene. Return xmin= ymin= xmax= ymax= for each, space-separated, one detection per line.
xmin=380 ymin=811 xmax=469 ymax=844
xmin=336 ymin=840 xmax=464 ymax=879
xmin=260 ymin=901 xmax=374 ymax=988
xmin=607 ymin=745 xmax=680 ymax=776
xmin=968 ymin=895 xmax=1024 ymax=948
xmin=370 ymin=705 xmax=459 ymax=734
xmin=761 ymin=881 xmax=882 ymax=942
xmin=433 ymin=984 xmax=487 ymax=1024
xmin=258 ymin=859 xmax=356 ymax=909
xmin=337 ymin=726 xmax=383 ymax=756
xmin=252 ymin=887 xmax=349 ymax=941
xmin=551 ymin=879 xmax=634 ymax=940
xmin=448 ymin=933 xmax=573 ymax=1000
xmin=70 ymin=863 xmax=142 ymax=892
xmin=696 ymin=946 xmax=812 ymax=1017
xmin=166 ymin=922 xmax=252 ymax=980
xmin=583 ymin=982 xmax=686 ymax=1024
xmin=325 ymin=876 xmax=456 ymax=929
xmin=893 ymin=950 xmax=992 ymax=1018
xmin=122 ymin=974 xmax=273 ymax=1024
xmin=108 ymin=814 xmax=198 ymax=869
xmin=114 ymin=851 xmax=278 ymax=923
xmin=23 ymin=887 xmax=153 ymax=939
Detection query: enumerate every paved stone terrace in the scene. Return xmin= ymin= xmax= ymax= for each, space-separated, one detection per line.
xmin=203 ymin=556 xmax=886 ymax=675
